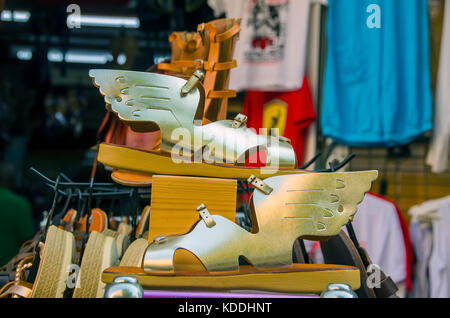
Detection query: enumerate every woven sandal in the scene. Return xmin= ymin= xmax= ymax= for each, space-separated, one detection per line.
xmin=31 ymin=226 xmax=76 ymax=298
xmin=103 ymin=230 xmax=130 ymax=259
xmin=120 ymin=238 xmax=149 ymax=268
xmin=3 ymin=226 xmax=76 ymax=298
xmin=72 ymin=231 xmax=119 ymax=298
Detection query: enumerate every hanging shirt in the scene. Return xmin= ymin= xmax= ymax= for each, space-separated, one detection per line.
xmin=409 ymin=220 xmax=433 ymax=298
xmin=429 ymin=200 xmax=450 ymax=298
xmin=365 ymin=192 xmax=414 ymax=292
xmin=426 ymin=1 xmax=450 ymax=173
xmin=350 ymin=193 xmax=411 ymax=288
xmin=321 ymin=0 xmax=433 ymax=147
xmin=207 ymin=0 xmax=311 ymax=92
xmin=242 ymin=77 xmax=316 ymax=164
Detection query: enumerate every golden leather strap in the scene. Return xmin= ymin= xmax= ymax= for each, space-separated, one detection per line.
xmin=169 ymin=32 xmax=202 ymax=51
xmin=15 ymin=255 xmax=34 ymax=282
xmin=214 ymin=23 xmax=241 ymax=42
xmin=198 ymin=21 xmax=241 ymax=43
xmin=168 ymin=32 xmax=186 ymax=50
xmin=173 ymin=60 xmax=201 ymax=69
xmin=207 ymin=90 xmax=237 ymax=99
xmin=0 ymin=281 xmax=33 ymax=298
xmin=173 ymin=60 xmax=237 ymax=71
xmin=209 ymin=60 xmax=237 ymax=71
xmin=157 ymin=62 xmax=182 ymax=73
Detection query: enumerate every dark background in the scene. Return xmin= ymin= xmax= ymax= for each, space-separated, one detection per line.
xmin=0 ymin=0 xmax=218 ymax=224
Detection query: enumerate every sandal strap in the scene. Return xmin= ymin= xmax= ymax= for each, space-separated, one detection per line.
xmin=157 ymin=62 xmax=182 ymax=73
xmin=209 ymin=60 xmax=237 ymax=71
xmin=207 ymin=90 xmax=236 ymax=99
xmin=0 ymin=281 xmax=33 ymax=298
xmin=169 ymin=59 xmax=237 ymax=72
xmin=215 ymin=23 xmax=241 ymax=42
xmin=168 ymin=32 xmax=203 ymax=50
xmin=198 ymin=22 xmax=241 ymax=43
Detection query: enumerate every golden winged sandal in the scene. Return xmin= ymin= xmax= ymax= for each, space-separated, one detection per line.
xmin=102 ymin=171 xmax=378 ymax=294
xmin=96 ymin=19 xmax=241 ymax=186
xmin=90 ymin=69 xmax=300 ymax=181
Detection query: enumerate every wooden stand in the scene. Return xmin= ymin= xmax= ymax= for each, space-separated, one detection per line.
xmin=147 ymin=175 xmax=237 ymax=243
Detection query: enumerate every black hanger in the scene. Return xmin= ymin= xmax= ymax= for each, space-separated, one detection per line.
xmin=299 ymin=152 xmax=322 ymax=170
xmin=26 ymin=175 xmax=62 ymax=284
xmin=79 ymin=178 xmax=95 ymax=260
xmin=52 ymin=188 xmax=73 ymax=228
xmin=128 ymin=188 xmax=139 ymax=240
xmin=316 ymin=153 xmax=356 ymax=172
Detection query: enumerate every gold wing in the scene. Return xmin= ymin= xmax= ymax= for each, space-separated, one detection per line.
xmin=143 ymin=171 xmax=378 ymax=272
xmin=89 ymin=69 xmax=204 ymax=132
xmin=253 ymin=171 xmax=379 ymax=238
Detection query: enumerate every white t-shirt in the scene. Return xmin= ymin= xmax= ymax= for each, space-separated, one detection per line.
xmin=409 ymin=221 xmax=433 ymax=298
xmin=304 ymin=193 xmax=407 ymax=285
xmin=429 ymin=201 xmax=450 ymax=298
xmin=208 ymin=0 xmax=311 ymax=92
xmin=426 ymin=1 xmax=450 ymax=173
xmin=350 ymin=193 xmax=407 ymax=285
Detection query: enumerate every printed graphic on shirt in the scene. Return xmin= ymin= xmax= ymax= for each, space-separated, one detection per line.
xmin=262 ymin=98 xmax=287 ymax=136
xmin=245 ymin=0 xmax=289 ymax=63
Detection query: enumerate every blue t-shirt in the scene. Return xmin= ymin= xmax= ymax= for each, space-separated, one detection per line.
xmin=321 ymin=0 xmax=433 ymax=147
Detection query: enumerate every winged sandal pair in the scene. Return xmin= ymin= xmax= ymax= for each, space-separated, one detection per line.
xmin=2 ymin=17 xmax=378 ymax=296
xmin=87 ymin=17 xmax=379 ymax=295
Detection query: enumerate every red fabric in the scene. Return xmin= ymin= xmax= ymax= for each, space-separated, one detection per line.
xmin=368 ymin=192 xmax=414 ymax=292
xmin=242 ymin=77 xmax=316 ymax=165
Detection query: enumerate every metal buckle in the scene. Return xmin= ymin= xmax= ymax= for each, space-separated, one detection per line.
xmin=232 ymin=113 xmax=248 ymax=128
xmin=248 ymin=175 xmax=273 ymax=195
xmin=277 ymin=135 xmax=291 ymax=144
xmin=196 ymin=204 xmax=216 ymax=228
xmin=181 ymin=63 xmax=205 ymax=96
xmin=198 ymin=23 xmax=205 ymax=35
xmin=153 ymin=235 xmax=168 ymax=245
xmin=193 ymin=59 xmax=204 ymax=71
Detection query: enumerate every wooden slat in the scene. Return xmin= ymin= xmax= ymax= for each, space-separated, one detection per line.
xmin=148 ymin=175 xmax=237 ymax=243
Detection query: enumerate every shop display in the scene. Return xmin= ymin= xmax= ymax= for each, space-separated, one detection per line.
xmin=1 ymin=13 xmax=382 ymax=296
xmin=85 ymin=17 xmax=382 ymax=294
xmin=0 ymin=0 xmax=448 ymax=301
